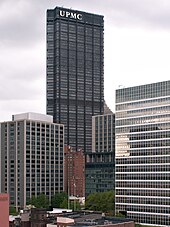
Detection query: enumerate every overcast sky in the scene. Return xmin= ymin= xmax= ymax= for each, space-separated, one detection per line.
xmin=0 ymin=0 xmax=170 ymax=121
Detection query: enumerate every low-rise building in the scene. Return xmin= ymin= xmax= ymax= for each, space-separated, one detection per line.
xmin=0 ymin=193 xmax=9 ymax=227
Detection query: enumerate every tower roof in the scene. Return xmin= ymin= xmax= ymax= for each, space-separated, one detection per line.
xmin=104 ymin=101 xmax=113 ymax=115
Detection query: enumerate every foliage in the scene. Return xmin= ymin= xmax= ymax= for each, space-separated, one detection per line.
xmin=27 ymin=193 xmax=49 ymax=208
xmin=70 ymin=200 xmax=81 ymax=211
xmin=60 ymin=198 xmax=68 ymax=209
xmin=51 ymin=192 xmax=81 ymax=210
xmin=9 ymin=206 xmax=19 ymax=215
xmin=85 ymin=190 xmax=115 ymax=213
xmin=51 ymin=192 xmax=68 ymax=208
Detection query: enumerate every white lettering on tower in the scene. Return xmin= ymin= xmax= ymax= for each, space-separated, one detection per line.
xmin=59 ymin=10 xmax=82 ymax=20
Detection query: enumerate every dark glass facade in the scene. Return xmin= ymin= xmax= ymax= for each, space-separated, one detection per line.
xmin=86 ymin=114 xmax=115 ymax=195
xmin=115 ymin=81 xmax=170 ymax=226
xmin=46 ymin=7 xmax=104 ymax=152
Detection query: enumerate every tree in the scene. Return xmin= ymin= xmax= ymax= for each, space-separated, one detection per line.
xmin=51 ymin=192 xmax=68 ymax=208
xmin=27 ymin=193 xmax=49 ymax=208
xmin=60 ymin=198 xmax=68 ymax=209
xmin=85 ymin=190 xmax=115 ymax=214
xmin=9 ymin=206 xmax=19 ymax=215
xmin=70 ymin=200 xmax=81 ymax=211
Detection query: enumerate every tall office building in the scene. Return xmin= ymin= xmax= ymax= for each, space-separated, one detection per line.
xmin=86 ymin=103 xmax=115 ymax=195
xmin=46 ymin=6 xmax=104 ymax=152
xmin=0 ymin=113 xmax=64 ymax=209
xmin=115 ymin=81 xmax=170 ymax=226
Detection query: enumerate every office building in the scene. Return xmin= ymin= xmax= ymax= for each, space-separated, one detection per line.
xmin=115 ymin=81 xmax=170 ymax=226
xmin=0 ymin=113 xmax=64 ymax=209
xmin=64 ymin=146 xmax=85 ymax=198
xmin=86 ymin=103 xmax=115 ymax=195
xmin=46 ymin=6 xmax=104 ymax=152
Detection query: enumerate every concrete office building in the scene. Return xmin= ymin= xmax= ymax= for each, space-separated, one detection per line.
xmin=46 ymin=6 xmax=104 ymax=152
xmin=0 ymin=113 xmax=64 ymax=209
xmin=115 ymin=81 xmax=170 ymax=226
xmin=86 ymin=103 xmax=115 ymax=195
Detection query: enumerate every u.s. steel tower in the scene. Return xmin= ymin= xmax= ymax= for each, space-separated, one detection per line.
xmin=46 ymin=7 xmax=104 ymax=152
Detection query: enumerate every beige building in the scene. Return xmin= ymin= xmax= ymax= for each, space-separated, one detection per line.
xmin=0 ymin=113 xmax=64 ymax=209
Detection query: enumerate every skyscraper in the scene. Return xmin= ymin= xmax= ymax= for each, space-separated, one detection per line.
xmin=46 ymin=6 xmax=104 ymax=152
xmin=115 ymin=81 xmax=170 ymax=226
xmin=0 ymin=113 xmax=64 ymax=209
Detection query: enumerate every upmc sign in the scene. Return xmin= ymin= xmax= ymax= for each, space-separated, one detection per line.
xmin=59 ymin=10 xmax=82 ymax=20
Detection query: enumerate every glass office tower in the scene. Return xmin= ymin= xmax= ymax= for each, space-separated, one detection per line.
xmin=115 ymin=81 xmax=170 ymax=226
xmin=46 ymin=7 xmax=104 ymax=152
xmin=86 ymin=111 xmax=115 ymax=196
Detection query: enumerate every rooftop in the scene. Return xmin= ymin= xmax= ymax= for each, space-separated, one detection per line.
xmin=12 ymin=112 xmax=53 ymax=123
xmin=54 ymin=211 xmax=134 ymax=227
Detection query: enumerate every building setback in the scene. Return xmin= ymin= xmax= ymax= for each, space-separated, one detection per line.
xmin=46 ymin=6 xmax=104 ymax=152
xmin=86 ymin=103 xmax=115 ymax=195
xmin=115 ymin=80 xmax=170 ymax=226
xmin=0 ymin=113 xmax=64 ymax=209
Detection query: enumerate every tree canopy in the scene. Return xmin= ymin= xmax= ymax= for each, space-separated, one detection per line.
xmin=27 ymin=192 xmax=82 ymax=210
xmin=51 ymin=192 xmax=68 ymax=208
xmin=27 ymin=193 xmax=49 ymax=208
xmin=85 ymin=190 xmax=115 ymax=214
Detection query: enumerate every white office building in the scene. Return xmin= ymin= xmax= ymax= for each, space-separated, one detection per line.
xmin=115 ymin=81 xmax=170 ymax=226
xmin=0 ymin=113 xmax=64 ymax=209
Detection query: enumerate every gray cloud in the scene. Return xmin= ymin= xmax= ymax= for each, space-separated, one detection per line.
xmin=1 ymin=0 xmax=170 ymax=48
xmin=0 ymin=0 xmax=170 ymax=120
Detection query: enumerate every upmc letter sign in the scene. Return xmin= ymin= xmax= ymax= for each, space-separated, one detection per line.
xmin=59 ymin=10 xmax=82 ymax=20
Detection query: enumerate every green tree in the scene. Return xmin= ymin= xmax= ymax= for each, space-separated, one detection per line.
xmin=51 ymin=192 xmax=68 ymax=208
xmin=9 ymin=206 xmax=19 ymax=215
xmin=85 ymin=190 xmax=115 ymax=214
xmin=60 ymin=198 xmax=68 ymax=209
xmin=70 ymin=200 xmax=81 ymax=211
xmin=27 ymin=193 xmax=49 ymax=208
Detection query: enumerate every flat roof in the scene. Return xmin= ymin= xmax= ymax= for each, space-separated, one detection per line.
xmin=12 ymin=112 xmax=53 ymax=123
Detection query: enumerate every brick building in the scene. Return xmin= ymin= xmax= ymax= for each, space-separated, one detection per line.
xmin=64 ymin=146 xmax=85 ymax=198
xmin=0 ymin=193 xmax=9 ymax=227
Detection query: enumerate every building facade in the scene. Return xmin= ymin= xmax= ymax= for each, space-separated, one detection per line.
xmin=64 ymin=146 xmax=85 ymax=198
xmin=0 ymin=113 xmax=64 ymax=209
xmin=86 ymin=105 xmax=115 ymax=195
xmin=0 ymin=194 xmax=9 ymax=227
xmin=46 ymin=6 xmax=104 ymax=152
xmin=115 ymin=81 xmax=170 ymax=226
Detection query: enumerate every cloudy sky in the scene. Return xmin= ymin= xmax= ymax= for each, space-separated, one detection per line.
xmin=0 ymin=0 xmax=170 ymax=121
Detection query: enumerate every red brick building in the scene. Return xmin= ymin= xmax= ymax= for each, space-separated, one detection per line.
xmin=64 ymin=146 xmax=85 ymax=197
xmin=0 ymin=193 xmax=9 ymax=227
